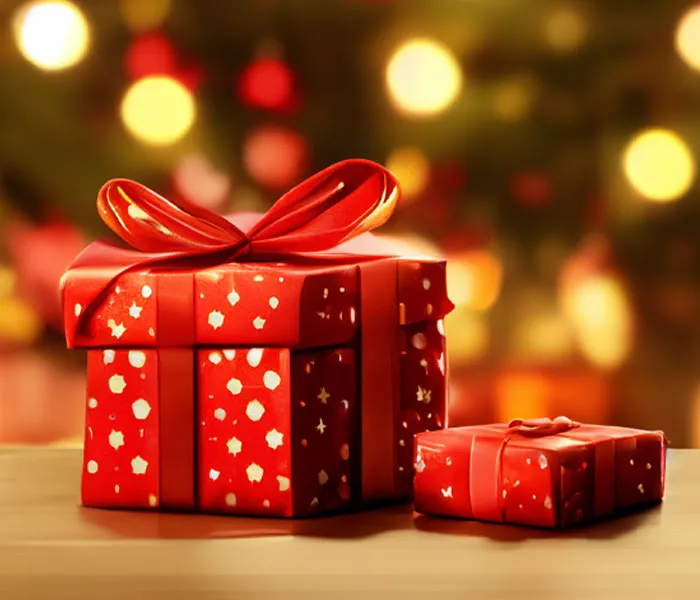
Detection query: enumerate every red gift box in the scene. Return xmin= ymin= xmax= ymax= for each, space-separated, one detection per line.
xmin=62 ymin=160 xmax=453 ymax=517
xmin=413 ymin=417 xmax=666 ymax=528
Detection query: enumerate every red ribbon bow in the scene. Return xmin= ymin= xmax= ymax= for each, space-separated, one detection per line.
xmin=507 ymin=416 xmax=581 ymax=437
xmin=66 ymin=159 xmax=400 ymax=340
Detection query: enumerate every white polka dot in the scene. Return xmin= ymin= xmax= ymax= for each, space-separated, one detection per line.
xmin=209 ymin=352 xmax=222 ymax=365
xmin=254 ymin=275 xmax=264 ymax=282
xmin=227 ymin=289 xmax=240 ymax=306
xmin=209 ymin=468 xmax=220 ymax=481
xmin=214 ymin=407 xmax=226 ymax=421
xmin=208 ymin=310 xmax=225 ymax=330
xmin=246 ymin=400 xmax=265 ymax=422
xmin=74 ymin=303 xmax=82 ymax=317
xmin=263 ymin=370 xmax=281 ymax=390
xmin=265 ymin=429 xmax=284 ymax=449
xmin=88 ymin=397 xmax=98 ymax=409
xmin=107 ymin=320 xmax=126 ymax=339
xmin=544 ymin=496 xmax=553 ymax=509
xmin=225 ymin=493 xmax=237 ymax=507
xmin=103 ymin=350 xmax=115 ymax=365
xmin=277 ymin=475 xmax=290 ymax=492
xmin=223 ymin=349 xmax=235 ymax=360
xmin=226 ymin=378 xmax=243 ymax=395
xmin=148 ymin=494 xmax=157 ymax=507
xmin=318 ymin=470 xmax=329 ymax=485
xmin=253 ymin=316 xmax=266 ymax=330
xmin=247 ymin=348 xmax=263 ymax=367
xmin=539 ymin=454 xmax=548 ymax=469
xmin=412 ymin=333 xmax=427 ymax=350
xmin=323 ymin=288 xmax=329 ymax=299
xmin=109 ymin=375 xmax=127 ymax=394
xmin=109 ymin=430 xmax=125 ymax=450
xmin=278 ymin=277 xmax=284 ymax=283
xmin=148 ymin=327 xmax=155 ymax=337
xmin=269 ymin=296 xmax=279 ymax=309
xmin=131 ymin=456 xmax=149 ymax=475
xmin=87 ymin=460 xmax=98 ymax=474
xmin=128 ymin=350 xmax=147 ymax=368
xmin=262 ymin=499 xmax=270 ymax=508
xmin=141 ymin=285 xmax=153 ymax=298
xmin=132 ymin=398 xmax=152 ymax=420
xmin=246 ymin=463 xmax=264 ymax=483
xmin=436 ymin=320 xmax=445 ymax=336
xmin=422 ymin=278 xmax=431 ymax=290
xmin=114 ymin=484 xmax=120 ymax=494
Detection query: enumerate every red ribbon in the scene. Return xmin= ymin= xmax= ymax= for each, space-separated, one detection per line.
xmin=66 ymin=159 xmax=399 ymax=342
xmin=506 ymin=416 xmax=581 ymax=437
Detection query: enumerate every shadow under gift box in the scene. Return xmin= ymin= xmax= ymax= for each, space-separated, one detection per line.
xmin=413 ymin=421 xmax=666 ymax=528
xmin=62 ymin=253 xmax=452 ymax=517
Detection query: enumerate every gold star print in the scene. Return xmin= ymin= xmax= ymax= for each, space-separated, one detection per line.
xmin=316 ymin=418 xmax=327 ymax=434
xmin=416 ymin=386 xmax=432 ymax=403
xmin=318 ymin=387 xmax=330 ymax=404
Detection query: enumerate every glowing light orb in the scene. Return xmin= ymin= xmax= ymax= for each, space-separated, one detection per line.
xmin=446 ymin=251 xmax=503 ymax=311
xmin=385 ymin=147 xmax=430 ymax=201
xmin=386 ymin=38 xmax=463 ymax=117
xmin=120 ymin=76 xmax=196 ymax=146
xmin=494 ymin=76 xmax=537 ymax=122
xmin=544 ymin=7 xmax=588 ymax=53
xmin=120 ymin=0 xmax=171 ymax=32
xmin=623 ymin=129 xmax=695 ymax=203
xmin=444 ymin=306 xmax=489 ymax=364
xmin=676 ymin=6 xmax=700 ymax=72
xmin=239 ymin=58 xmax=294 ymax=111
xmin=13 ymin=1 xmax=89 ymax=71
xmin=243 ymin=126 xmax=308 ymax=189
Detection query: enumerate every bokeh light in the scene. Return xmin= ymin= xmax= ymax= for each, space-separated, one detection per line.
xmin=243 ymin=126 xmax=309 ymax=189
xmin=385 ymin=147 xmax=430 ymax=201
xmin=174 ymin=154 xmax=231 ymax=211
xmin=239 ymin=58 xmax=294 ymax=111
xmin=493 ymin=76 xmax=537 ymax=122
xmin=120 ymin=0 xmax=171 ymax=32
xmin=444 ymin=306 xmax=489 ymax=364
xmin=386 ymin=38 xmax=463 ymax=117
xmin=564 ymin=275 xmax=633 ymax=369
xmin=511 ymin=310 xmax=574 ymax=362
xmin=446 ymin=251 xmax=503 ymax=311
xmin=120 ymin=76 xmax=196 ymax=146
xmin=13 ymin=1 xmax=90 ymax=71
xmin=544 ymin=6 xmax=588 ymax=53
xmin=125 ymin=33 xmax=176 ymax=80
xmin=622 ymin=129 xmax=696 ymax=203
xmin=676 ymin=6 xmax=700 ymax=72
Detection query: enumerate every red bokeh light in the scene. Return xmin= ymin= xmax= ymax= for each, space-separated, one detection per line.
xmin=124 ymin=33 xmax=177 ymax=80
xmin=243 ymin=125 xmax=309 ymax=190
xmin=239 ymin=58 xmax=295 ymax=112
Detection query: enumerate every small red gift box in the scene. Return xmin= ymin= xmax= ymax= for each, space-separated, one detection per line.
xmin=413 ymin=417 xmax=666 ymax=528
xmin=62 ymin=160 xmax=453 ymax=517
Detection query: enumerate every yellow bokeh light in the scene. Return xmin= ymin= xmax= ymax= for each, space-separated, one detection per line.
xmin=622 ymin=129 xmax=696 ymax=203
xmin=13 ymin=1 xmax=89 ymax=71
xmin=447 ymin=251 xmax=503 ymax=311
xmin=120 ymin=0 xmax=171 ymax=32
xmin=676 ymin=6 xmax=700 ymax=72
xmin=120 ymin=76 xmax=196 ymax=146
xmin=493 ymin=76 xmax=537 ymax=122
xmin=385 ymin=147 xmax=430 ymax=201
xmin=445 ymin=306 xmax=489 ymax=365
xmin=565 ymin=275 xmax=633 ymax=369
xmin=511 ymin=310 xmax=574 ymax=362
xmin=544 ymin=7 xmax=588 ymax=53
xmin=386 ymin=38 xmax=463 ymax=117
xmin=0 ymin=298 xmax=42 ymax=345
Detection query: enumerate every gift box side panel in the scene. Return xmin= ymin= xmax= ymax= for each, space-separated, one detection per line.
xmin=83 ymin=349 xmax=160 ymax=508
xmin=614 ymin=432 xmax=666 ymax=509
xmin=290 ymin=347 xmax=357 ymax=516
xmin=413 ymin=429 xmax=474 ymax=518
xmin=197 ymin=348 xmax=293 ymax=516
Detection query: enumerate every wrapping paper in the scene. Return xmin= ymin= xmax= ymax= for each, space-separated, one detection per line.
xmin=413 ymin=417 xmax=666 ymax=528
xmin=62 ymin=160 xmax=453 ymax=517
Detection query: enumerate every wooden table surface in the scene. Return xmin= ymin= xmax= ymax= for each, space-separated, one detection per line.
xmin=0 ymin=448 xmax=697 ymax=600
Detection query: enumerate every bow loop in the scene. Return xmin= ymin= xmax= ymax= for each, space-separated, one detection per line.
xmin=507 ymin=416 xmax=580 ymax=437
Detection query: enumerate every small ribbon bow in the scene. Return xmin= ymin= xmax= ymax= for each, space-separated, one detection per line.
xmin=507 ymin=416 xmax=580 ymax=437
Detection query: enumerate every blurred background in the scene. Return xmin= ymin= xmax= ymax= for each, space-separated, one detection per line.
xmin=0 ymin=0 xmax=699 ymax=447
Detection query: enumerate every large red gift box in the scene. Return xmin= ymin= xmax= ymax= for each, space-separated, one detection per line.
xmin=62 ymin=160 xmax=453 ymax=517
xmin=413 ymin=417 xmax=666 ymax=528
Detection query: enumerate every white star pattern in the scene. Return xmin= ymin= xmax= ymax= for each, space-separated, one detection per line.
xmin=416 ymin=386 xmax=432 ymax=403
xmin=103 ymin=349 xmax=115 ymax=365
xmin=277 ymin=476 xmax=290 ymax=492
xmin=246 ymin=463 xmax=264 ymax=483
xmin=246 ymin=400 xmax=265 ymax=422
xmin=226 ymin=436 xmax=242 ymax=456
xmin=208 ymin=310 xmax=225 ymax=329
xmin=226 ymin=378 xmax=243 ymax=395
xmin=223 ymin=349 xmax=235 ymax=360
xmin=131 ymin=456 xmax=149 ymax=475
xmin=109 ymin=430 xmax=125 ymax=450
xmin=263 ymin=371 xmax=281 ymax=390
xmin=108 ymin=375 xmax=127 ymax=394
xmin=253 ymin=316 xmax=266 ymax=330
xmin=214 ymin=408 xmax=226 ymax=421
xmin=132 ymin=399 xmax=152 ymax=420
xmin=247 ymin=348 xmax=263 ymax=367
xmin=265 ymin=429 xmax=284 ymax=450
xmin=209 ymin=351 xmax=222 ymax=365
xmin=107 ymin=319 xmax=126 ymax=339
xmin=318 ymin=387 xmax=330 ymax=404
xmin=141 ymin=285 xmax=153 ymax=298
xmin=227 ymin=288 xmax=240 ymax=306
xmin=441 ymin=486 xmax=453 ymax=498
xmin=128 ymin=350 xmax=146 ymax=368
xmin=269 ymin=296 xmax=279 ymax=309
xmin=316 ymin=418 xmax=327 ymax=434
xmin=128 ymin=302 xmax=143 ymax=319
xmin=209 ymin=469 xmax=220 ymax=481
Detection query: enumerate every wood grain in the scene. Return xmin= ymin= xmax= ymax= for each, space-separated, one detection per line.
xmin=0 ymin=448 xmax=696 ymax=600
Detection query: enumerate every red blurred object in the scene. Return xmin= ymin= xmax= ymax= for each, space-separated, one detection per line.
xmin=125 ymin=33 xmax=177 ymax=79
xmin=510 ymin=171 xmax=551 ymax=207
xmin=432 ymin=162 xmax=467 ymax=193
xmin=243 ymin=125 xmax=309 ymax=189
xmin=414 ymin=421 xmax=665 ymax=527
xmin=238 ymin=58 xmax=295 ymax=112
xmin=175 ymin=64 xmax=205 ymax=92
xmin=4 ymin=220 xmax=86 ymax=332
